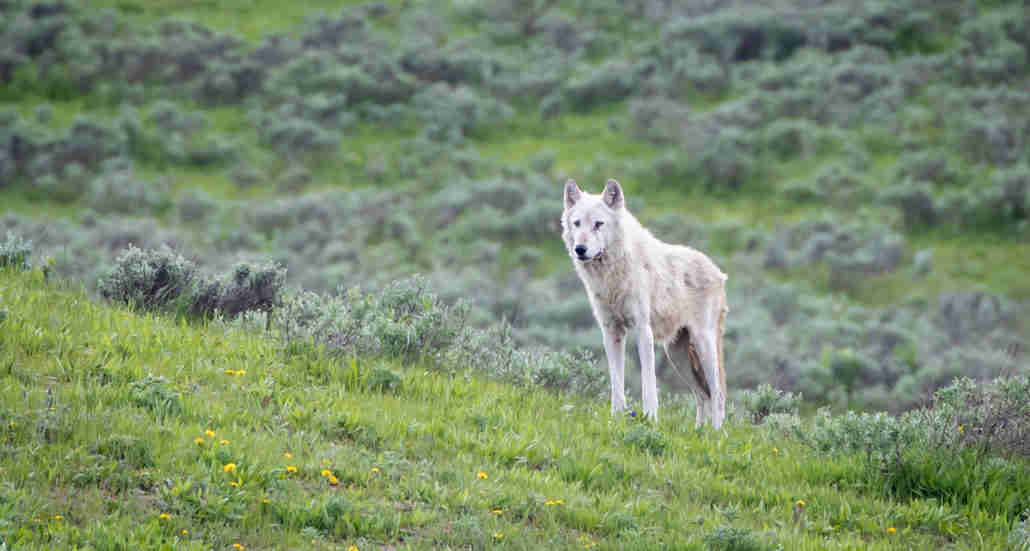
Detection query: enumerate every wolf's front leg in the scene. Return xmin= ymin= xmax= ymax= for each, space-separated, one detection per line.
xmin=637 ymin=324 xmax=658 ymax=421
xmin=602 ymin=326 xmax=626 ymax=413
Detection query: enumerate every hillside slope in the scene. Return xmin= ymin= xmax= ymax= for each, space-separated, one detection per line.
xmin=1 ymin=268 xmax=1027 ymax=549
xmin=1 ymin=0 xmax=1027 ymax=413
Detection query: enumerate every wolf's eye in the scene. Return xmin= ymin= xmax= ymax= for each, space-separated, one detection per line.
xmin=573 ymin=220 xmax=581 ymax=227
xmin=594 ymin=221 xmax=604 ymax=230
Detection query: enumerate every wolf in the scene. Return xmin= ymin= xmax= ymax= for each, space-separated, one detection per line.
xmin=561 ymin=178 xmax=729 ymax=428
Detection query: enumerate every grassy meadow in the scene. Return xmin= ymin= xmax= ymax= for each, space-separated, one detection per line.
xmin=2 ymin=267 xmax=1027 ymax=550
xmin=1 ymin=0 xmax=1029 ymax=548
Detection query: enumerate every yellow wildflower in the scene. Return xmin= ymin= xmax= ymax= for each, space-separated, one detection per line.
xmin=159 ymin=513 xmax=170 ymax=520
xmin=223 ymin=463 xmax=237 ymax=473
xmin=286 ymin=465 xmax=297 ymax=474
xmin=262 ymin=497 xmax=270 ymax=504
xmin=492 ymin=532 xmax=503 ymax=540
xmin=371 ymin=467 xmax=380 ymax=474
xmin=283 ymin=452 xmax=293 ymax=459
xmin=233 ymin=544 xmax=244 ymax=550
xmin=194 ymin=438 xmax=204 ymax=446
xmin=182 ymin=529 xmax=188 ymax=535
xmin=888 ymin=527 xmax=896 ymax=534
xmin=347 ymin=546 xmax=359 ymax=551
xmin=321 ymin=469 xmax=332 ymax=477
xmin=796 ymin=500 xmax=805 ymax=506
xmin=491 ymin=509 xmax=502 ymax=515
xmin=220 ymin=439 xmax=229 ymax=445
xmin=55 ymin=515 xmax=64 ymax=520
xmin=329 ymin=475 xmax=339 ymax=485
xmin=225 ymin=369 xmax=236 ymax=375
xmin=236 ymin=369 xmax=246 ymax=376
xmin=477 ymin=471 xmax=488 ymax=480
xmin=204 ymin=429 xmax=215 ymax=438
xmin=231 ymin=481 xmax=240 ymax=488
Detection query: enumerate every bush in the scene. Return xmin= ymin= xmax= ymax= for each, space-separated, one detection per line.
xmin=740 ymin=384 xmax=802 ymax=424
xmin=99 ymin=245 xmax=199 ymax=313
xmin=413 ymin=83 xmax=513 ymax=143
xmin=86 ymin=163 xmax=172 ymax=215
xmin=703 ymin=526 xmax=773 ymax=551
xmin=562 ymin=60 xmax=639 ymax=112
xmin=791 ymin=377 xmax=1030 ymax=518
xmin=191 ymin=260 xmax=287 ymax=319
xmin=99 ymin=245 xmax=285 ymax=320
xmin=177 ymin=189 xmax=219 ymax=223
xmin=622 ymin=425 xmax=667 ymax=456
xmin=686 ymin=126 xmax=761 ymax=193
xmin=0 ymin=231 xmax=32 ymax=270
xmin=880 ymin=180 xmax=938 ymax=228
xmin=629 ymin=96 xmax=689 ymax=144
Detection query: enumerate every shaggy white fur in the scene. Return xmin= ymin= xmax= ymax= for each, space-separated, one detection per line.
xmin=562 ymin=178 xmax=729 ymax=428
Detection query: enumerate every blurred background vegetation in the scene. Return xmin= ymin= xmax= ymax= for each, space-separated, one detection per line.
xmin=1 ymin=0 xmax=1027 ymax=412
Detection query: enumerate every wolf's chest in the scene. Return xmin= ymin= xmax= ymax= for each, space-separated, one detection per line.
xmin=584 ymin=275 xmax=641 ymax=331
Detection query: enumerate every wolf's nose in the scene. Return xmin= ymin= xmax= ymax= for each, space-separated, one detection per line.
xmin=574 ymin=245 xmax=587 ymax=257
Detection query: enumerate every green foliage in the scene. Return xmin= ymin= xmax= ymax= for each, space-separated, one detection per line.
xmin=99 ymin=245 xmax=285 ymax=320
xmin=703 ymin=526 xmax=777 ymax=551
xmin=622 ymin=424 xmax=667 ymax=456
xmin=129 ymin=374 xmax=185 ymax=418
xmin=786 ymin=377 xmax=1030 ymax=519
xmin=0 ymin=270 xmax=1027 ymax=549
xmin=0 ymin=231 xmax=31 ymax=270
xmin=740 ymin=384 xmax=801 ymax=424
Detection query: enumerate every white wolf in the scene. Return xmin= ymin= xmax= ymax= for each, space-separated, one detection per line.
xmin=562 ymin=178 xmax=729 ymax=428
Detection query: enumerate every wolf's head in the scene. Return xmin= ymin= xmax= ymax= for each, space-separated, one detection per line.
xmin=561 ymin=178 xmax=624 ymax=263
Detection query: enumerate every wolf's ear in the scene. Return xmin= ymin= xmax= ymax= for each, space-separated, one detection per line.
xmin=603 ymin=178 xmax=623 ymax=209
xmin=564 ymin=179 xmax=581 ymax=209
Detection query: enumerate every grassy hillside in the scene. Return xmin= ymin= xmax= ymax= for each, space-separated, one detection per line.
xmin=2 ymin=267 xmax=1028 ymax=550
xmin=0 ymin=1 xmax=1027 ymax=411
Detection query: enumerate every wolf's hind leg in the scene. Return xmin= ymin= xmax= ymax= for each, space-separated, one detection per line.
xmin=665 ymin=330 xmax=711 ymax=428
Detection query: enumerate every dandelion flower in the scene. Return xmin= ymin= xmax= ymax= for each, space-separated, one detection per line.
xmin=233 ymin=544 xmax=245 ymax=550
xmin=958 ymin=425 xmax=964 ymax=433
xmin=477 ymin=471 xmax=488 ymax=480
xmin=182 ymin=529 xmax=188 ymax=535
xmin=231 ymin=481 xmax=240 ymax=488
xmin=329 ymin=475 xmax=339 ymax=485
xmin=347 ymin=546 xmax=359 ymax=551
xmin=795 ymin=500 xmax=805 ymax=506
xmin=888 ymin=527 xmax=896 ymax=534
xmin=236 ymin=369 xmax=246 ymax=376
xmin=772 ymin=447 xmax=779 ymax=455
xmin=283 ymin=452 xmax=293 ymax=459
xmin=194 ymin=438 xmax=204 ymax=446
xmin=159 ymin=513 xmax=170 ymax=520
xmin=225 ymin=369 xmax=236 ymax=375
xmin=223 ymin=463 xmax=237 ymax=473
xmin=55 ymin=515 xmax=64 ymax=520
xmin=371 ymin=467 xmax=380 ymax=474
xmin=262 ymin=497 xmax=270 ymax=504
xmin=321 ymin=469 xmax=332 ymax=477
xmin=491 ymin=509 xmax=502 ymax=515
xmin=286 ymin=465 xmax=298 ymax=474
xmin=492 ymin=532 xmax=503 ymax=540
xmin=205 ymin=429 xmax=215 ymax=438
xmin=220 ymin=439 xmax=229 ymax=445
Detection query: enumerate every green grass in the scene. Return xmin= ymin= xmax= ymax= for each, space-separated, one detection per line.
xmin=0 ymin=268 xmax=1022 ymax=549
xmin=86 ymin=0 xmax=397 ymax=43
